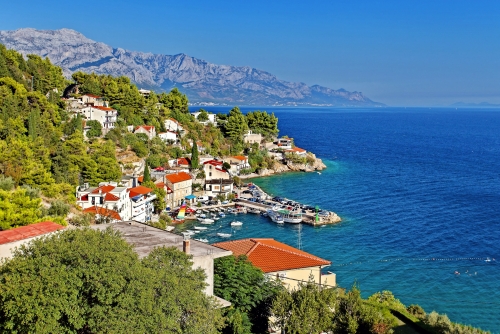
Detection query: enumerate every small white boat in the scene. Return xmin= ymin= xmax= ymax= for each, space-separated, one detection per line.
xmin=217 ymin=233 xmax=232 ymax=238
xmin=219 ymin=212 xmax=226 ymax=217
xmin=182 ymin=231 xmax=195 ymax=236
xmin=213 ymin=217 xmax=220 ymax=221
xmin=199 ymin=214 xmax=206 ymax=218
xmin=203 ymin=218 xmax=214 ymax=223
xmin=231 ymin=221 xmax=243 ymax=227
xmin=194 ymin=226 xmax=207 ymax=230
xmin=195 ymin=238 xmax=209 ymax=243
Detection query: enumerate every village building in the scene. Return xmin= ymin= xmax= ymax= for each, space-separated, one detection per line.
xmin=165 ymin=172 xmax=193 ymax=207
xmin=243 ymin=130 xmax=262 ymax=145
xmin=158 ymin=130 xmax=178 ymax=143
xmin=223 ymin=156 xmax=251 ymax=175
xmin=191 ymin=111 xmax=217 ymax=126
xmin=203 ymin=160 xmax=233 ymax=196
xmin=154 ymin=181 xmax=174 ymax=210
xmin=0 ymin=221 xmax=65 ymax=260
xmin=213 ymin=238 xmax=335 ymax=291
xmin=129 ymin=185 xmax=156 ymax=222
xmin=277 ymin=137 xmax=293 ymax=150
xmin=77 ymin=105 xmax=117 ymax=134
xmin=138 ymin=88 xmax=151 ymax=98
xmin=76 ymin=183 xmax=131 ymax=221
xmin=164 ymin=118 xmax=184 ymax=133
xmin=135 ymin=125 xmax=156 ymax=140
xmin=80 ymin=94 xmax=106 ymax=106
xmin=285 ymin=146 xmax=307 ymax=157
xmin=91 ymin=221 xmax=232 ymax=305
xmin=176 ymin=157 xmax=191 ymax=169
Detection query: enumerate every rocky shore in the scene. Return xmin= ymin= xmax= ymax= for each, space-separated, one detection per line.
xmin=257 ymin=153 xmax=326 ymax=177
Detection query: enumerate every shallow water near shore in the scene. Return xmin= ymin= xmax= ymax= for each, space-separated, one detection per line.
xmin=190 ymin=107 xmax=500 ymax=332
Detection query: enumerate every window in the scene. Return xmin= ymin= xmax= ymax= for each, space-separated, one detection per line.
xmin=209 ymin=172 xmax=212 ymax=177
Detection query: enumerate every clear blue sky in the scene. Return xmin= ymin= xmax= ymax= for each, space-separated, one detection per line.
xmin=2 ymin=0 xmax=500 ymax=106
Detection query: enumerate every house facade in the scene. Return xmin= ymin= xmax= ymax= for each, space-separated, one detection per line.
xmin=203 ymin=160 xmax=233 ymax=196
xmin=129 ymin=185 xmax=156 ymax=222
xmin=164 ymin=118 xmax=184 ymax=133
xmin=158 ymin=131 xmax=178 ymax=143
xmin=277 ymin=138 xmax=293 ymax=150
xmin=243 ymin=130 xmax=262 ymax=145
xmin=76 ymin=183 xmax=131 ymax=221
xmin=223 ymin=156 xmax=251 ymax=175
xmin=191 ymin=111 xmax=217 ymax=126
xmin=165 ymin=172 xmax=193 ymax=207
xmin=135 ymin=125 xmax=156 ymax=140
xmin=79 ymin=106 xmax=118 ymax=131
xmin=285 ymin=146 xmax=307 ymax=157
xmin=213 ymin=238 xmax=334 ymax=291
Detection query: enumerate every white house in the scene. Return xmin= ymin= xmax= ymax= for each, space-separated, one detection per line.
xmin=158 ymin=130 xmax=178 ymax=143
xmin=203 ymin=160 xmax=233 ymax=196
xmin=135 ymin=125 xmax=156 ymax=140
xmin=165 ymin=172 xmax=193 ymax=207
xmin=191 ymin=111 xmax=217 ymax=126
xmin=243 ymin=130 xmax=262 ymax=145
xmin=285 ymin=147 xmax=307 ymax=157
xmin=80 ymin=94 xmax=106 ymax=106
xmin=79 ymin=106 xmax=117 ymax=131
xmin=164 ymin=118 xmax=184 ymax=133
xmin=76 ymin=182 xmax=131 ymax=221
xmin=129 ymin=185 xmax=156 ymax=222
xmin=277 ymin=137 xmax=293 ymax=150
xmin=223 ymin=156 xmax=251 ymax=175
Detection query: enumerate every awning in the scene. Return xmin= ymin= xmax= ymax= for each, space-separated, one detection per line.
xmin=185 ymin=194 xmax=196 ymax=200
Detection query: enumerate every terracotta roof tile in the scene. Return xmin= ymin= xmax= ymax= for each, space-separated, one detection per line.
xmin=82 ymin=94 xmax=101 ymax=98
xmin=83 ymin=207 xmax=121 ymax=220
xmin=165 ymin=172 xmax=191 ymax=184
xmin=286 ymin=147 xmax=306 ymax=153
xmin=177 ymin=157 xmax=190 ymax=166
xmin=232 ymin=155 xmax=247 ymax=161
xmin=135 ymin=125 xmax=155 ymax=132
xmin=104 ymin=193 xmax=120 ymax=201
xmin=93 ymin=106 xmax=115 ymax=111
xmin=0 ymin=221 xmax=64 ymax=245
xmin=91 ymin=185 xmax=115 ymax=194
xmin=128 ymin=185 xmax=153 ymax=197
xmin=213 ymin=238 xmax=330 ymax=273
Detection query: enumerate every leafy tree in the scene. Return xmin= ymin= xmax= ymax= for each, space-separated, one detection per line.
xmin=0 ymin=228 xmax=224 ymax=333
xmin=86 ymin=120 xmax=102 ymax=138
xmin=224 ymin=107 xmax=248 ymax=143
xmin=246 ymin=110 xmax=278 ymax=138
xmin=197 ymin=109 xmax=209 ymax=122
xmin=214 ymin=255 xmax=282 ymax=333
xmin=0 ymin=187 xmax=43 ymax=230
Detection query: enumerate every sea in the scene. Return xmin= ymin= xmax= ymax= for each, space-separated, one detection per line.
xmin=179 ymin=107 xmax=500 ymax=332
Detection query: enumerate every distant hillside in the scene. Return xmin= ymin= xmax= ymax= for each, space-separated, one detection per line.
xmin=0 ymin=28 xmax=384 ymax=107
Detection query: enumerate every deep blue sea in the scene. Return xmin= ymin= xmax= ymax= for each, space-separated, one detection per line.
xmin=182 ymin=107 xmax=500 ymax=332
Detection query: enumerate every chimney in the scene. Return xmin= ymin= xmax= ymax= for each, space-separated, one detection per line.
xmin=183 ymin=236 xmax=190 ymax=254
xmin=132 ymin=173 xmax=138 ymax=187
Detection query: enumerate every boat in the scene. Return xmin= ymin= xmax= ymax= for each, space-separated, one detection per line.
xmin=195 ymin=238 xmax=209 ymax=243
xmin=182 ymin=231 xmax=195 ymax=236
xmin=231 ymin=221 xmax=243 ymax=227
xmin=276 ymin=209 xmax=302 ymax=224
xmin=213 ymin=217 xmax=220 ymax=221
xmin=199 ymin=213 xmax=206 ymax=218
xmin=200 ymin=218 xmax=214 ymax=224
xmin=217 ymin=233 xmax=232 ymax=238
xmin=219 ymin=212 xmax=226 ymax=217
xmin=194 ymin=226 xmax=207 ymax=230
xmin=267 ymin=209 xmax=284 ymax=224
xmin=247 ymin=208 xmax=260 ymax=214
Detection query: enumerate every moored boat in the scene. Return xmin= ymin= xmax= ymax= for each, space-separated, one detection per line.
xmin=217 ymin=233 xmax=232 ymax=238
xmin=267 ymin=210 xmax=284 ymax=224
xmin=230 ymin=221 xmax=243 ymax=227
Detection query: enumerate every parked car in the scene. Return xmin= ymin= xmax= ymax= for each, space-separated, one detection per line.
xmin=197 ymin=195 xmax=209 ymax=202
xmin=243 ymin=190 xmax=252 ymax=194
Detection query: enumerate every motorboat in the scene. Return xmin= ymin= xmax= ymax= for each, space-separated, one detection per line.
xmin=230 ymin=221 xmax=243 ymax=227
xmin=195 ymin=238 xmax=209 ymax=243
xmin=219 ymin=212 xmax=226 ymax=217
xmin=217 ymin=233 xmax=232 ymax=238
xmin=194 ymin=226 xmax=207 ymax=230
xmin=266 ymin=210 xmax=284 ymax=224
xmin=276 ymin=209 xmax=302 ymax=224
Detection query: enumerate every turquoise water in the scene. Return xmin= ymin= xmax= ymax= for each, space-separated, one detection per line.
xmin=183 ymin=107 xmax=500 ymax=332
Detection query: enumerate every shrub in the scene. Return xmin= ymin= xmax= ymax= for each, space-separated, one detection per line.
xmin=0 ymin=176 xmax=15 ymax=190
xmin=48 ymin=200 xmax=71 ymax=217
xmin=407 ymin=304 xmax=426 ymax=319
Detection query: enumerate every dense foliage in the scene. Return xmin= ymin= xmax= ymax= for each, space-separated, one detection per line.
xmin=0 ymin=228 xmax=224 ymax=333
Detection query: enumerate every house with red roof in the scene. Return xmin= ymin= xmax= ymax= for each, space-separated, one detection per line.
xmin=129 ymin=185 xmax=156 ymax=222
xmin=223 ymin=155 xmax=250 ymax=175
xmin=203 ymin=160 xmax=233 ymax=197
xmin=135 ymin=125 xmax=156 ymax=140
xmin=0 ymin=221 xmax=65 ymax=260
xmin=285 ymin=146 xmax=307 ymax=157
xmin=155 ymin=181 xmax=174 ymax=209
xmin=277 ymin=137 xmax=293 ymax=150
xmin=76 ymin=182 xmax=131 ymax=221
xmin=164 ymin=118 xmax=184 ymax=133
xmin=78 ymin=105 xmax=118 ymax=135
xmin=213 ymin=238 xmax=335 ymax=290
xmin=80 ymin=94 xmax=105 ymax=106
xmin=165 ymin=172 xmax=192 ymax=207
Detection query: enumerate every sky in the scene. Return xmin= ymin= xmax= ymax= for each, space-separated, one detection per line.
xmin=1 ymin=0 xmax=500 ymax=106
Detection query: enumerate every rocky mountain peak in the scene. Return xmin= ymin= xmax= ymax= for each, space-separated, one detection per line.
xmin=0 ymin=28 xmax=384 ymax=106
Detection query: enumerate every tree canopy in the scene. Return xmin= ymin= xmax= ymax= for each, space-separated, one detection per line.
xmin=0 ymin=228 xmax=223 ymax=333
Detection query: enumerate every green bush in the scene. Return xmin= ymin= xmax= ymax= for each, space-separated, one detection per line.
xmin=48 ymin=200 xmax=71 ymax=217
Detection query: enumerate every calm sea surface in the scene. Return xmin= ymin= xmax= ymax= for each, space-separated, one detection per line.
xmin=182 ymin=107 xmax=500 ymax=332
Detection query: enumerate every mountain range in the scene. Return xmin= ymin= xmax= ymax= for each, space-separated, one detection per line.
xmin=0 ymin=28 xmax=384 ymax=106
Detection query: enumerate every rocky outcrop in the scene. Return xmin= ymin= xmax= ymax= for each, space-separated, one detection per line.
xmin=257 ymin=154 xmax=326 ymax=176
xmin=0 ymin=28 xmax=385 ymax=107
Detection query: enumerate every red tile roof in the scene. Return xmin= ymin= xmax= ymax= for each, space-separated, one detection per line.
xmin=135 ymin=125 xmax=155 ymax=132
xmin=104 ymin=193 xmax=120 ymax=201
xmin=232 ymin=155 xmax=247 ymax=161
xmin=82 ymin=94 xmax=101 ymax=98
xmin=165 ymin=172 xmax=192 ymax=184
xmin=83 ymin=207 xmax=121 ymax=220
xmin=204 ymin=160 xmax=223 ymax=166
xmin=91 ymin=185 xmax=115 ymax=194
xmin=93 ymin=106 xmax=115 ymax=111
xmin=213 ymin=238 xmax=330 ymax=273
xmin=129 ymin=185 xmax=153 ymax=197
xmin=138 ymin=176 xmax=144 ymax=183
xmin=286 ymin=147 xmax=306 ymax=153
xmin=0 ymin=221 xmax=64 ymax=245
xmin=177 ymin=157 xmax=191 ymax=166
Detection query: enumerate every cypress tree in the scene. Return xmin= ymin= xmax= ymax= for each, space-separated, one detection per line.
xmin=143 ymin=163 xmax=151 ymax=182
xmin=191 ymin=142 xmax=199 ymax=169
